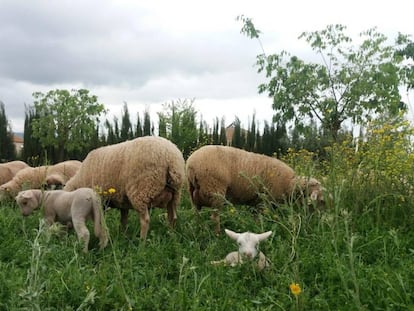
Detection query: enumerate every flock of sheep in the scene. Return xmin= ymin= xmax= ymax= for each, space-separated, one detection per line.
xmin=0 ymin=136 xmax=326 ymax=269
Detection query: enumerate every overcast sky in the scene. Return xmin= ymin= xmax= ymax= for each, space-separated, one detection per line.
xmin=1 ymin=0 xmax=413 ymax=133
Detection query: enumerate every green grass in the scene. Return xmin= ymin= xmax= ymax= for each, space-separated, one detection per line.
xmin=1 ymin=183 xmax=414 ymax=311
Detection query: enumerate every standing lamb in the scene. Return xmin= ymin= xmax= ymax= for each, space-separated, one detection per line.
xmin=211 ymin=228 xmax=272 ymax=270
xmin=64 ymin=136 xmax=186 ymax=240
xmin=0 ymin=160 xmax=29 ymax=185
xmin=15 ymin=188 xmax=108 ymax=253
xmin=0 ymin=160 xmax=81 ymax=201
xmin=186 ymin=145 xmax=325 ymax=232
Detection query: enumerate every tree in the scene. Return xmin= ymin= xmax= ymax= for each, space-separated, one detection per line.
xmin=158 ymin=99 xmax=198 ymax=158
xmin=143 ymin=110 xmax=152 ymax=136
xmin=120 ymin=102 xmax=133 ymax=141
xmin=22 ymin=106 xmax=45 ymax=165
xmin=239 ymin=18 xmax=412 ymax=140
xmin=0 ymin=101 xmax=16 ymax=161
xmin=31 ymin=89 xmax=106 ymax=162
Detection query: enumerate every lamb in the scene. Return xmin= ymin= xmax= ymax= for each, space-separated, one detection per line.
xmin=211 ymin=229 xmax=272 ymax=270
xmin=186 ymin=145 xmax=325 ymax=232
xmin=64 ymin=136 xmax=186 ymax=240
xmin=15 ymin=188 xmax=108 ymax=253
xmin=0 ymin=160 xmax=81 ymax=201
xmin=0 ymin=160 xmax=29 ymax=185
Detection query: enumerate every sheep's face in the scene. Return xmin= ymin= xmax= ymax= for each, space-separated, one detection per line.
xmin=15 ymin=190 xmax=39 ymax=216
xmin=225 ymin=229 xmax=272 ymax=260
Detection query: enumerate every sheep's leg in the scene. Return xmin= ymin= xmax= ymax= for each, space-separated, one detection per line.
xmin=210 ymin=210 xmax=221 ymax=235
xmin=166 ymin=191 xmax=180 ymax=228
xmin=137 ymin=208 xmax=150 ymax=240
xmin=72 ymin=219 xmax=90 ymax=253
xmin=120 ymin=208 xmax=129 ymax=230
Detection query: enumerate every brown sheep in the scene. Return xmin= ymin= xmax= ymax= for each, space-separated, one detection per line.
xmin=64 ymin=136 xmax=185 ymax=240
xmin=0 ymin=160 xmax=29 ymax=185
xmin=0 ymin=160 xmax=81 ymax=201
xmin=186 ymin=145 xmax=325 ymax=232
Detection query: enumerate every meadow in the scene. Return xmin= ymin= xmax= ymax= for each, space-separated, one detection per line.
xmin=1 ymin=121 xmax=414 ymax=310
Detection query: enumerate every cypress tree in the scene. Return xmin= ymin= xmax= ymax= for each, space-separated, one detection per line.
xmin=0 ymin=102 xmax=16 ymax=161
xmin=120 ymin=102 xmax=133 ymax=141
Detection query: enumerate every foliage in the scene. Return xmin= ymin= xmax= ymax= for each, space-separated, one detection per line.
xmin=158 ymin=99 xmax=198 ymax=158
xmin=0 ymin=101 xmax=16 ymax=161
xmin=239 ymin=19 xmax=412 ymax=140
xmin=30 ymin=89 xmax=106 ymax=162
xmin=2 ymin=114 xmax=414 ymax=309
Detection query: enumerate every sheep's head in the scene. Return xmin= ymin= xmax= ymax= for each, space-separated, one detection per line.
xmin=293 ymin=176 xmax=327 ymax=207
xmin=44 ymin=174 xmax=65 ymax=190
xmin=15 ymin=190 xmax=41 ymax=216
xmin=225 ymin=228 xmax=272 ymax=260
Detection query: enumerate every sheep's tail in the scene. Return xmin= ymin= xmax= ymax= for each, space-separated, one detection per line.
xmin=92 ymin=193 xmax=109 ymax=250
xmin=164 ymin=162 xmax=185 ymax=227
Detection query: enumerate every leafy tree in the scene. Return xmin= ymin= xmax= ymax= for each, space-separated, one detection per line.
xmin=143 ymin=110 xmax=153 ymax=136
xmin=30 ymin=89 xmax=106 ymax=162
xmin=246 ymin=113 xmax=256 ymax=151
xmin=22 ymin=106 xmax=45 ymax=165
xmin=239 ymin=18 xmax=412 ymax=140
xmin=158 ymin=99 xmax=198 ymax=158
xmin=135 ymin=112 xmax=143 ymax=137
xmin=231 ymin=117 xmax=245 ymax=149
xmin=219 ymin=117 xmax=227 ymax=146
xmin=0 ymin=101 xmax=16 ymax=161
xmin=120 ymin=102 xmax=133 ymax=141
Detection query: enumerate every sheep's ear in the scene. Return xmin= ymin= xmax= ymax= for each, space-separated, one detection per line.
xmin=224 ymin=229 xmax=240 ymax=241
xmin=256 ymin=231 xmax=272 ymax=242
xmin=22 ymin=191 xmax=32 ymax=199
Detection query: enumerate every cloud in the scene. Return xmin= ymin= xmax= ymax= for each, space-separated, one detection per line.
xmin=0 ymin=0 xmax=413 ymax=133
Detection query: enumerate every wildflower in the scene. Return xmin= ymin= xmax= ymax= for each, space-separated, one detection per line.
xmin=229 ymin=207 xmax=236 ymax=214
xmin=289 ymin=283 xmax=301 ymax=296
xmin=108 ymin=187 xmax=116 ymax=194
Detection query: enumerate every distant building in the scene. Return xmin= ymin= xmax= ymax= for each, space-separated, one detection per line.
xmin=13 ymin=133 xmax=24 ymax=156
xmin=225 ymin=123 xmax=248 ymax=146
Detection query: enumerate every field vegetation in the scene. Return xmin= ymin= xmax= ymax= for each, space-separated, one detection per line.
xmin=1 ymin=117 xmax=413 ymax=310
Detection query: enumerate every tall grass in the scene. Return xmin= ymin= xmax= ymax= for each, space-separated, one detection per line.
xmin=1 ymin=120 xmax=414 ymax=310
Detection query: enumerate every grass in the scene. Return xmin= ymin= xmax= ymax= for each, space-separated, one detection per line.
xmin=1 ymin=180 xmax=414 ymax=311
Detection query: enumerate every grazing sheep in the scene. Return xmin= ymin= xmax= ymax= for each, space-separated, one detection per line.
xmin=15 ymin=188 xmax=108 ymax=253
xmin=64 ymin=136 xmax=185 ymax=240
xmin=0 ymin=160 xmax=29 ymax=185
xmin=0 ymin=160 xmax=81 ymax=201
xmin=186 ymin=145 xmax=325 ymax=232
xmin=211 ymin=229 xmax=272 ymax=270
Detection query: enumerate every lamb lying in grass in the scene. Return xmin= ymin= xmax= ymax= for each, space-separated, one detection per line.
xmin=211 ymin=229 xmax=272 ymax=270
xmin=15 ymin=188 xmax=108 ymax=253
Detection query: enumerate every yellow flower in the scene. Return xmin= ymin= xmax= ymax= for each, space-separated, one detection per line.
xmin=108 ymin=187 xmax=116 ymax=194
xmin=290 ymin=283 xmax=301 ymax=296
xmin=229 ymin=207 xmax=236 ymax=214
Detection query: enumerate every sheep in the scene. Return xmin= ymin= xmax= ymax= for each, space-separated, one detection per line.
xmin=186 ymin=145 xmax=325 ymax=232
xmin=63 ymin=136 xmax=186 ymax=240
xmin=0 ymin=160 xmax=81 ymax=201
xmin=211 ymin=228 xmax=272 ymax=270
xmin=0 ymin=160 xmax=29 ymax=185
xmin=15 ymin=188 xmax=108 ymax=253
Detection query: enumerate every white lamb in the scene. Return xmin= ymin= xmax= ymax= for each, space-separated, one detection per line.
xmin=211 ymin=228 xmax=272 ymax=270
xmin=15 ymin=188 xmax=108 ymax=253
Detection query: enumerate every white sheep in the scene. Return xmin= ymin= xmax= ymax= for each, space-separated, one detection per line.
xmin=0 ymin=160 xmax=29 ymax=185
xmin=211 ymin=228 xmax=272 ymax=270
xmin=64 ymin=136 xmax=185 ymax=240
xmin=186 ymin=145 xmax=325 ymax=232
xmin=0 ymin=160 xmax=81 ymax=201
xmin=15 ymin=188 xmax=108 ymax=253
